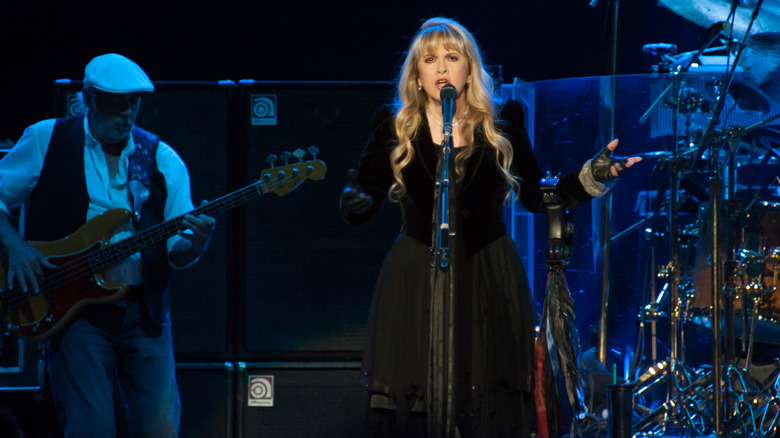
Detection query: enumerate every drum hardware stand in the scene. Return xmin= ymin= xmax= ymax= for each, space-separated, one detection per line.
xmin=659 ymin=72 xmax=691 ymax=431
xmin=627 ymin=207 xmax=672 ymax=372
xmin=629 ymin=216 xmax=688 ymax=388
xmin=740 ymin=251 xmax=771 ymax=375
xmin=725 ymin=363 xmax=780 ymax=436
xmin=644 ymin=228 xmax=665 ymax=364
xmin=771 ymin=249 xmax=780 ymax=294
xmin=684 ymin=0 xmax=767 ymax=426
xmin=678 ymin=223 xmax=701 ymax=365
xmin=633 ymin=363 xmax=715 ymax=435
xmin=631 ymin=58 xmax=707 ymax=433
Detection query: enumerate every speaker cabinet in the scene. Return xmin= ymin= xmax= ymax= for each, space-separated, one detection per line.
xmin=0 ymin=333 xmax=44 ymax=391
xmin=53 ymin=81 xmax=238 ymax=359
xmin=176 ymin=362 xmax=235 ymax=438
xmin=237 ymin=362 xmax=366 ymax=437
xmin=237 ymin=81 xmax=400 ymax=359
xmin=0 ymin=334 xmax=48 ymax=438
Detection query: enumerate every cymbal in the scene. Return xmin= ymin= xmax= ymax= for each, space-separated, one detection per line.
xmin=701 ymin=126 xmax=780 ymax=166
xmin=740 ymin=32 xmax=780 ymax=104
xmin=726 ymin=80 xmax=772 ymax=116
xmin=745 ymin=126 xmax=780 ymax=149
xmin=633 ymin=150 xmax=675 ymax=159
xmin=659 ymin=0 xmax=780 ymax=41
xmin=640 ymin=127 xmax=779 ymax=168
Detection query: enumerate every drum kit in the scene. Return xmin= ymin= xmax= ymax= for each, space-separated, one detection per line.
xmin=626 ymin=0 xmax=780 ymax=436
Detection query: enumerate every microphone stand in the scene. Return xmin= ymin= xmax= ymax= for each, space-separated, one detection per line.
xmin=428 ymin=91 xmax=458 ymax=437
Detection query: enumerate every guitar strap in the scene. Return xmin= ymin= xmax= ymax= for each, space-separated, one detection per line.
xmin=127 ymin=127 xmax=160 ymax=220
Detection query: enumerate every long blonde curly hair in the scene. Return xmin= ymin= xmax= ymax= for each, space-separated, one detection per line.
xmin=389 ymin=17 xmax=520 ymax=200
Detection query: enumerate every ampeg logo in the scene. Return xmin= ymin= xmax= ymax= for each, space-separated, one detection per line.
xmin=247 ymin=375 xmax=274 ymax=407
xmin=250 ymin=94 xmax=277 ymax=126
xmin=67 ymin=93 xmax=85 ymax=116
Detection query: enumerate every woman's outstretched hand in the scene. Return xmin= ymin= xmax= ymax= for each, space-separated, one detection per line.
xmin=591 ymin=139 xmax=642 ymax=182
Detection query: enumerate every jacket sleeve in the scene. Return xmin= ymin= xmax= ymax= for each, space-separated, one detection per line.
xmin=499 ymin=100 xmax=592 ymax=213
xmin=341 ymin=104 xmax=397 ymax=225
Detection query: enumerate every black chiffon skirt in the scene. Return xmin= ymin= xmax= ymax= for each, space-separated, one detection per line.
xmin=361 ymin=234 xmax=537 ymax=437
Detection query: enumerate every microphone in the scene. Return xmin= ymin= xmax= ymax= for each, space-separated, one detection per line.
xmin=701 ymin=21 xmax=730 ymax=38
xmin=440 ymin=84 xmax=457 ymax=142
xmin=642 ymin=43 xmax=677 ymax=56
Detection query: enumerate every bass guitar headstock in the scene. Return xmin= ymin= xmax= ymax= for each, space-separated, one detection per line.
xmin=260 ymin=146 xmax=327 ymax=196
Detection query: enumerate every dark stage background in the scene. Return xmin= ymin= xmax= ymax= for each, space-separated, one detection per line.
xmin=0 ymin=1 xmax=723 ymax=437
xmin=0 ymin=1 xmax=703 ymax=139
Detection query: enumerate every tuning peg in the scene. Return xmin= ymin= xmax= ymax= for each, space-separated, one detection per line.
xmin=292 ymin=149 xmax=306 ymax=162
xmin=266 ymin=154 xmax=278 ymax=167
xmin=307 ymin=146 xmax=319 ymax=159
xmin=279 ymin=151 xmax=292 ymax=165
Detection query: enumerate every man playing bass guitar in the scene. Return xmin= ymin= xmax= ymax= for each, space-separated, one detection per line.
xmin=0 ymin=54 xmax=215 ymax=437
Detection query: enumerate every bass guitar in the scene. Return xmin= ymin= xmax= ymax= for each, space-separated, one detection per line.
xmin=0 ymin=148 xmax=326 ymax=341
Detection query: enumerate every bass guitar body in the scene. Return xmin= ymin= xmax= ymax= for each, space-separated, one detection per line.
xmin=0 ymin=209 xmax=133 ymax=341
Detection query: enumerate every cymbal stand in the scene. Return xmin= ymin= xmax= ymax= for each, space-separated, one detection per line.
xmin=724 ymin=127 xmax=741 ymax=365
xmin=663 ymin=70 xmax=686 ymax=432
xmin=632 ymin=65 xmax=709 ymax=434
xmin=631 ymin=74 xmax=701 ymax=435
xmin=648 ymin=227 xmax=663 ymax=364
xmin=697 ymin=1 xmax=767 ymax=429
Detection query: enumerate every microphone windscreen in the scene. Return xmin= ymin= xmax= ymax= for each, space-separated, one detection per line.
xmin=440 ymin=84 xmax=457 ymax=100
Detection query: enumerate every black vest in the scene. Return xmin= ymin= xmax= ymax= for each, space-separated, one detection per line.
xmin=26 ymin=115 xmax=171 ymax=330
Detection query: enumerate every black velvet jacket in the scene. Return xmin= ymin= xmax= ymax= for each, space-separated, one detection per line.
xmin=343 ymin=100 xmax=593 ymax=257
